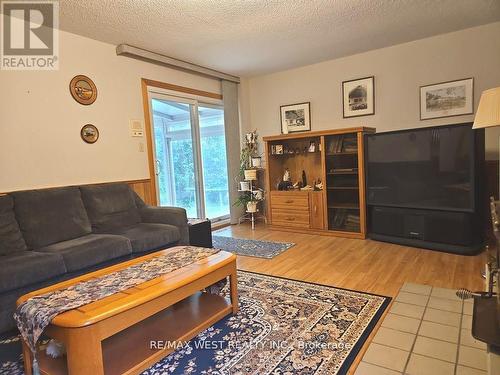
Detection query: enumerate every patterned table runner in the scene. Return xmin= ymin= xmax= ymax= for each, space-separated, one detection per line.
xmin=14 ymin=246 xmax=220 ymax=375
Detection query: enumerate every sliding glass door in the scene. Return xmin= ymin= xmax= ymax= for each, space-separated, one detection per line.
xmin=151 ymin=98 xmax=198 ymax=217
xmin=150 ymin=94 xmax=229 ymax=221
xmin=199 ymin=105 xmax=229 ymax=219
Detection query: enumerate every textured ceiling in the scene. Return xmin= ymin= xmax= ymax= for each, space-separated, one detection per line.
xmin=59 ymin=0 xmax=500 ymax=77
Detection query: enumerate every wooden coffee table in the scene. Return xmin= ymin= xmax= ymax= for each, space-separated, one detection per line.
xmin=17 ymin=249 xmax=238 ymax=375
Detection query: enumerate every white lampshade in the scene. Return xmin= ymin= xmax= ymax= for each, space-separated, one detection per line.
xmin=473 ymin=87 xmax=500 ymax=129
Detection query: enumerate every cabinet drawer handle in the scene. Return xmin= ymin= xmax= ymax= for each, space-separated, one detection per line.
xmin=284 ymin=200 xmax=294 ymax=204
xmin=286 ymin=217 xmax=296 ymax=221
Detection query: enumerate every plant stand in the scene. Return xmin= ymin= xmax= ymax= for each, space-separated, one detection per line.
xmin=236 ymin=130 xmax=266 ymax=230
xmin=239 ymin=209 xmax=267 ymax=230
xmin=237 ymin=176 xmax=266 ymax=230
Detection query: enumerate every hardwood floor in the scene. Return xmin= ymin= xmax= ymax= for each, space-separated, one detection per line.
xmin=214 ymin=223 xmax=486 ymax=374
xmin=216 ymin=223 xmax=486 ymax=297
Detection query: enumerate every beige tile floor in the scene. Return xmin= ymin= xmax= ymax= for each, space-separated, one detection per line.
xmin=355 ymin=283 xmax=488 ymax=375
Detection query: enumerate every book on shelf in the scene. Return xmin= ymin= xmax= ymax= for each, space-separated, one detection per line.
xmin=341 ymin=137 xmax=357 ymax=152
xmin=337 ymin=136 xmax=344 ymax=153
xmin=344 ymin=214 xmax=360 ymax=231
xmin=346 ymin=214 xmax=360 ymax=223
xmin=330 ymin=209 xmax=360 ymax=231
xmin=330 ymin=168 xmax=358 ymax=173
xmin=327 ymin=137 xmax=336 ymax=154
xmin=328 ymin=135 xmax=346 ymax=154
xmin=327 ymin=136 xmax=358 ymax=154
xmin=332 ymin=209 xmax=346 ymax=227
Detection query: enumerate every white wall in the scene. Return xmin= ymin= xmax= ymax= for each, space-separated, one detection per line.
xmin=0 ymin=24 xmax=221 ymax=192
xmin=240 ymin=22 xmax=500 ymax=160
xmin=2 ymin=21 xmax=499 ymax=194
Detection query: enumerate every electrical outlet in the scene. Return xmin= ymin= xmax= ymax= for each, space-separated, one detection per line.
xmin=138 ymin=142 xmax=145 ymax=152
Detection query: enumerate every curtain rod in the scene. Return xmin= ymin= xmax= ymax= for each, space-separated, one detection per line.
xmin=116 ymin=44 xmax=240 ymax=84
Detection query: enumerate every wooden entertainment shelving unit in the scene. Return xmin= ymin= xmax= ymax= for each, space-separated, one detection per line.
xmin=263 ymin=127 xmax=375 ymax=239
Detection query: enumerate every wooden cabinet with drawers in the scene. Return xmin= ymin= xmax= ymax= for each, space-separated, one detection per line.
xmin=264 ymin=127 xmax=374 ymax=239
xmin=270 ymin=191 xmax=311 ymax=228
xmin=269 ymin=191 xmax=325 ymax=230
xmin=271 ymin=192 xmax=309 ymax=210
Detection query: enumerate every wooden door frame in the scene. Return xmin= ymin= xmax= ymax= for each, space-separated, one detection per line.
xmin=140 ymin=78 xmax=223 ymax=206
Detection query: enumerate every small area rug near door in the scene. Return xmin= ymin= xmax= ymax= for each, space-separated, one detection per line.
xmin=212 ymin=235 xmax=295 ymax=258
xmin=0 ymin=271 xmax=390 ymax=375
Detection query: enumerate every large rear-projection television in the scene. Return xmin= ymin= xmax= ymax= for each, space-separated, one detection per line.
xmin=365 ymin=123 xmax=484 ymax=254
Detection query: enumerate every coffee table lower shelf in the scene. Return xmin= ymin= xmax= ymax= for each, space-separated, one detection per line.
xmin=37 ymin=292 xmax=232 ymax=375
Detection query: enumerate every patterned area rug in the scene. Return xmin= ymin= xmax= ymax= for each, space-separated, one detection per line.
xmin=0 ymin=271 xmax=390 ymax=375
xmin=212 ymin=235 xmax=295 ymax=258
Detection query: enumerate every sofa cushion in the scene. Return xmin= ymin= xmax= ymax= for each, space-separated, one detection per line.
xmin=0 ymin=251 xmax=66 ymax=293
xmin=0 ymin=195 xmax=27 ymax=255
xmin=109 ymin=223 xmax=180 ymax=253
xmin=80 ymin=184 xmax=141 ymax=233
xmin=12 ymin=187 xmax=91 ymax=249
xmin=37 ymin=234 xmax=132 ymax=272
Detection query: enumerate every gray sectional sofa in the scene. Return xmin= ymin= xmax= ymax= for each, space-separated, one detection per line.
xmin=0 ymin=183 xmax=189 ymax=333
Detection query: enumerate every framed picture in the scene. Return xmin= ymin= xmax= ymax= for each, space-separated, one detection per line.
xmin=342 ymin=76 xmax=375 ymax=118
xmin=420 ymin=78 xmax=474 ymax=120
xmin=70 ymin=75 xmax=97 ymax=105
xmin=280 ymin=102 xmax=311 ymax=134
xmin=80 ymin=124 xmax=99 ymax=144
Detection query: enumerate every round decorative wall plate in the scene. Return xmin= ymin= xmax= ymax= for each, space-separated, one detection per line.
xmin=69 ymin=75 xmax=97 ymax=105
xmin=80 ymin=124 xmax=99 ymax=144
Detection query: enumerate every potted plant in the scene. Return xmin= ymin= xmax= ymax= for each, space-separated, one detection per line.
xmin=234 ymin=194 xmax=253 ymax=212
xmin=251 ymin=156 xmax=262 ymax=168
xmin=234 ymin=130 xmax=265 ymax=210
xmin=246 ymin=200 xmax=258 ymax=213
xmin=239 ymin=181 xmax=251 ymax=191
xmin=239 ymin=134 xmax=257 ymax=181
xmin=244 ymin=169 xmax=257 ymax=181
xmin=233 ymin=194 xmax=257 ymax=212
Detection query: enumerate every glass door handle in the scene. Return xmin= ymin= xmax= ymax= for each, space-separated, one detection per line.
xmin=155 ymin=159 xmax=161 ymax=176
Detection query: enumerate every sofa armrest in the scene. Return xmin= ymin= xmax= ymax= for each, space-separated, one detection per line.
xmin=139 ymin=206 xmax=189 ymax=245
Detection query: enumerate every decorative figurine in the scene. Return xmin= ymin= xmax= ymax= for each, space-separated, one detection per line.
xmin=253 ymin=189 xmax=264 ymax=201
xmin=245 ymin=130 xmax=258 ymax=145
xmin=308 ymin=141 xmax=316 ymax=152
xmin=283 ymin=168 xmax=290 ymax=182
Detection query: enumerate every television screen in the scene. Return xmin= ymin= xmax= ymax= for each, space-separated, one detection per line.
xmin=366 ymin=124 xmax=475 ymax=211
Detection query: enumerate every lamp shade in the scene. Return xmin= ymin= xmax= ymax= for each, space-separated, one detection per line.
xmin=473 ymin=87 xmax=500 ymax=129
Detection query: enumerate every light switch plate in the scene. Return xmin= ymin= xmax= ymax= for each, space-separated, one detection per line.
xmin=129 ymin=120 xmax=144 ymax=137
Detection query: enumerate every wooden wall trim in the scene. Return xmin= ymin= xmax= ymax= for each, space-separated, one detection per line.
xmin=128 ymin=179 xmax=155 ymax=205
xmin=0 ymin=178 xmax=150 ymax=194
xmin=0 ymin=179 xmax=155 ymax=206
